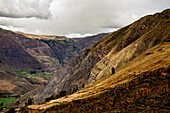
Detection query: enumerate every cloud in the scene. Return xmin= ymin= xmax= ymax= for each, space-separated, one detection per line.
xmin=0 ymin=0 xmax=169 ymax=37
xmin=0 ymin=0 xmax=53 ymax=19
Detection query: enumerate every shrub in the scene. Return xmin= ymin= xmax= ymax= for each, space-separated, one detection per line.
xmin=7 ymin=108 xmax=15 ymax=113
xmin=26 ymin=97 xmax=34 ymax=105
xmin=30 ymin=70 xmax=36 ymax=74
xmin=44 ymin=95 xmax=54 ymax=103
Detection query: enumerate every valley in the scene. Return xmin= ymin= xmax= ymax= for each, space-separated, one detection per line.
xmin=0 ymin=9 xmax=170 ymax=112
xmin=0 ymin=27 xmax=109 ymax=111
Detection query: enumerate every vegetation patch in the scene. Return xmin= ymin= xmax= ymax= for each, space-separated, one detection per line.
xmin=43 ymin=67 xmax=169 ymax=113
xmin=15 ymin=70 xmax=53 ymax=79
xmin=0 ymin=98 xmax=16 ymax=109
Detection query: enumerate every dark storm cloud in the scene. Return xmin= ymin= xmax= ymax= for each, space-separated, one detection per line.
xmin=0 ymin=0 xmax=53 ymax=19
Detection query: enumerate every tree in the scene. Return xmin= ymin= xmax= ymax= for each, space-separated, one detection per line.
xmin=30 ymin=70 xmax=36 ymax=74
xmin=27 ymin=97 xmax=34 ymax=105
xmin=44 ymin=95 xmax=54 ymax=102
xmin=59 ymin=90 xmax=67 ymax=97
xmin=7 ymin=108 xmax=15 ymax=113
xmin=15 ymin=101 xmax=20 ymax=107
xmin=0 ymin=102 xmax=3 ymax=106
xmin=111 ymin=67 xmax=115 ymax=74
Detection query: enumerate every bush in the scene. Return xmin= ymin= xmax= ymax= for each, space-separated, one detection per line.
xmin=44 ymin=90 xmax=67 ymax=103
xmin=44 ymin=95 xmax=54 ymax=103
xmin=7 ymin=108 xmax=15 ymax=113
xmin=26 ymin=97 xmax=34 ymax=105
xmin=19 ymin=106 xmax=28 ymax=113
xmin=30 ymin=70 xmax=36 ymax=74
xmin=0 ymin=102 xmax=3 ymax=106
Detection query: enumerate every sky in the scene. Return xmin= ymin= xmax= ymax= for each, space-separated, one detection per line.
xmin=0 ymin=0 xmax=169 ymax=38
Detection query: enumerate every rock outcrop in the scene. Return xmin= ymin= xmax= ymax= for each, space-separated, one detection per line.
xmin=88 ymin=11 xmax=170 ymax=84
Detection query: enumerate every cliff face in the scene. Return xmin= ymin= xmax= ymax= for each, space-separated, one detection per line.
xmin=21 ymin=9 xmax=169 ymax=104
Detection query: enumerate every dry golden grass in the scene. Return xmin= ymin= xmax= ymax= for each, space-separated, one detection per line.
xmin=22 ymin=42 xmax=169 ymax=111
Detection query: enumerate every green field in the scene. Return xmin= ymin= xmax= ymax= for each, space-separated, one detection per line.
xmin=15 ymin=71 xmax=53 ymax=79
xmin=0 ymin=98 xmax=16 ymax=108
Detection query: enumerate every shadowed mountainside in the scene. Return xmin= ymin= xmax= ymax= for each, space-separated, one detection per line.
xmin=16 ymin=32 xmax=109 ymax=71
xmin=0 ymin=28 xmax=45 ymax=71
xmin=0 ymin=28 xmax=48 ymax=95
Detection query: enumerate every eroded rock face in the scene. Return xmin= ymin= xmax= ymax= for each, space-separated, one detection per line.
xmin=87 ymin=10 xmax=170 ymax=85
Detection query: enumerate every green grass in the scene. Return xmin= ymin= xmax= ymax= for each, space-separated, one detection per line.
xmin=15 ymin=71 xmax=28 ymax=77
xmin=15 ymin=71 xmax=53 ymax=79
xmin=0 ymin=98 xmax=16 ymax=108
xmin=39 ymin=74 xmax=53 ymax=78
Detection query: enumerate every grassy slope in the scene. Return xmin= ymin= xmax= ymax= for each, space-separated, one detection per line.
xmin=88 ymin=10 xmax=170 ymax=84
xmin=15 ymin=32 xmax=67 ymax=41
xmin=45 ymin=67 xmax=169 ymax=112
xmin=0 ymin=98 xmax=16 ymax=109
xmin=17 ymin=42 xmax=169 ymax=112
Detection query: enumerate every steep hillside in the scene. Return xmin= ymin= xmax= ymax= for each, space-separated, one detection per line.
xmin=15 ymin=32 xmax=109 ymax=70
xmin=0 ymin=28 xmax=108 ymax=107
xmin=11 ymin=9 xmax=170 ymax=107
xmin=0 ymin=28 xmax=45 ymax=70
xmin=45 ymin=67 xmax=170 ymax=112
xmin=88 ymin=10 xmax=170 ymax=84
xmin=0 ymin=70 xmax=46 ymax=95
xmin=0 ymin=29 xmax=50 ymax=96
xmin=15 ymin=41 xmax=170 ymax=112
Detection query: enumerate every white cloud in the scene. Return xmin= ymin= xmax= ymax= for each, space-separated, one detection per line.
xmin=0 ymin=0 xmax=169 ymax=37
xmin=0 ymin=0 xmax=53 ymax=19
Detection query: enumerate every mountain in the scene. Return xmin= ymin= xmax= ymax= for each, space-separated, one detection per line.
xmin=15 ymin=32 xmax=109 ymax=69
xmin=10 ymin=8 xmax=170 ymax=111
xmin=20 ymin=42 xmax=170 ymax=112
xmin=0 ymin=28 xmax=48 ymax=95
xmin=0 ymin=28 xmax=108 ymax=99
xmin=0 ymin=28 xmax=45 ymax=71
